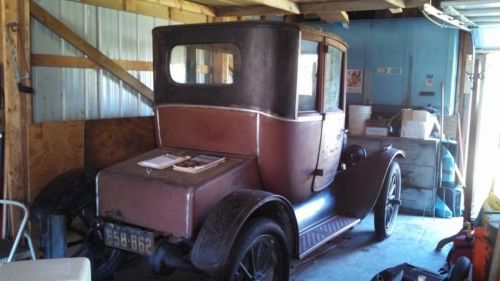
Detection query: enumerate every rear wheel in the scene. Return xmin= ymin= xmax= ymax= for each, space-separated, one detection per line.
xmin=66 ymin=202 xmax=125 ymax=280
xmin=374 ymin=162 xmax=401 ymax=241
xmin=219 ymin=218 xmax=290 ymax=281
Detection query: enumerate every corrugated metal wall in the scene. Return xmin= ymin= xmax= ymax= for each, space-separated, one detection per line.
xmin=32 ymin=0 xmax=177 ymax=122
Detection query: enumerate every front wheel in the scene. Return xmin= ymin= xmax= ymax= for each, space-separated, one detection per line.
xmin=218 ymin=218 xmax=290 ymax=281
xmin=374 ymin=161 xmax=401 ymax=241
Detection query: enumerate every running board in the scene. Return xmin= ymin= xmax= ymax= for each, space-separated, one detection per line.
xmin=298 ymin=216 xmax=360 ymax=259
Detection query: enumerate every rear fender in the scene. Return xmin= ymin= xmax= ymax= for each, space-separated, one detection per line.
xmin=335 ymin=147 xmax=405 ymax=219
xmin=30 ymin=168 xmax=100 ymax=221
xmin=190 ymin=189 xmax=298 ymax=274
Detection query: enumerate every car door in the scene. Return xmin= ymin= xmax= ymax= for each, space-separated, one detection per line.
xmin=313 ymin=39 xmax=347 ymax=192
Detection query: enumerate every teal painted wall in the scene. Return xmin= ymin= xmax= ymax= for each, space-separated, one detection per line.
xmin=316 ymin=18 xmax=459 ymax=115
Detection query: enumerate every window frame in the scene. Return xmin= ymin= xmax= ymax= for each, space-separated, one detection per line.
xmin=323 ymin=40 xmax=346 ymax=113
xmin=297 ymin=32 xmax=347 ymax=118
xmin=297 ymin=32 xmax=324 ymax=116
xmin=324 ymin=37 xmax=347 ymax=113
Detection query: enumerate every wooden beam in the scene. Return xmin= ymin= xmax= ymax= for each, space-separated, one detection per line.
xmin=317 ymin=11 xmax=349 ymax=23
xmin=384 ymin=0 xmax=406 ymax=8
xmin=19 ymin=0 xmax=33 ymax=208
xmin=301 ymin=0 xmax=408 ymax=13
xmin=31 ymin=54 xmax=153 ymax=71
xmin=2 ymin=0 xmax=30 ymax=237
xmin=30 ymin=1 xmax=154 ymax=101
xmin=170 ymin=8 xmax=209 ymax=23
xmin=70 ymin=0 xmax=215 ymax=18
xmin=244 ymin=0 xmax=300 ymax=14
xmin=463 ymin=56 xmax=482 ymax=223
xmin=216 ymin=5 xmax=283 ymax=16
xmin=142 ymin=0 xmax=215 ymax=17
xmin=125 ymin=0 xmax=137 ymax=11
xmin=85 ymin=0 xmax=173 ymax=20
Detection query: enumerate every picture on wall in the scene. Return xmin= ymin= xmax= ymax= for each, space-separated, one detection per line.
xmin=347 ymin=69 xmax=363 ymax=93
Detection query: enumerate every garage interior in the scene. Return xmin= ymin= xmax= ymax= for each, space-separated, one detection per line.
xmin=0 ymin=0 xmax=499 ymax=281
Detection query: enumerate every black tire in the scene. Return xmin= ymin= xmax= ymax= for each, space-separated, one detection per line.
xmin=374 ymin=161 xmax=401 ymax=241
xmin=218 ymin=218 xmax=290 ymax=281
xmin=448 ymin=256 xmax=471 ymax=281
xmin=66 ymin=202 xmax=125 ymax=280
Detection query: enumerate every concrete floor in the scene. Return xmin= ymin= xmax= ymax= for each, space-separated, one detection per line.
xmin=112 ymin=213 xmax=463 ymax=281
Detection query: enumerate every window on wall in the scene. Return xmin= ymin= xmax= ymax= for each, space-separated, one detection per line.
xmin=324 ymin=45 xmax=343 ymax=111
xmin=297 ymin=40 xmax=319 ymax=112
xmin=169 ymin=43 xmax=239 ymax=85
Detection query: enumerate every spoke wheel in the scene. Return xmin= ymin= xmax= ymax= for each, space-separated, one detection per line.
xmin=220 ymin=218 xmax=289 ymax=281
xmin=374 ymin=162 xmax=401 ymax=241
xmin=66 ymin=202 xmax=125 ymax=280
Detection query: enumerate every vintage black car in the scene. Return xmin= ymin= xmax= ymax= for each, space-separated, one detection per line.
xmin=32 ymin=21 xmax=404 ymax=281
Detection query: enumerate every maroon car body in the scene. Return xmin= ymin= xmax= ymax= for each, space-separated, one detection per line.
xmin=96 ymin=21 xmax=404 ymax=280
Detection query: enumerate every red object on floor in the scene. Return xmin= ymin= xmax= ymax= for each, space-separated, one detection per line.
xmin=448 ymin=229 xmax=474 ymax=263
xmin=473 ymin=227 xmax=493 ymax=281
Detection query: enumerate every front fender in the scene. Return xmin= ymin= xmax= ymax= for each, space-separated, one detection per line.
xmin=30 ymin=168 xmax=100 ymax=221
xmin=335 ymin=147 xmax=405 ymax=219
xmin=190 ymin=189 xmax=298 ymax=274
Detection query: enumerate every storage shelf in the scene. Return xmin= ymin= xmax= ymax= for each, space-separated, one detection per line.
xmin=349 ymin=135 xmax=440 ymax=216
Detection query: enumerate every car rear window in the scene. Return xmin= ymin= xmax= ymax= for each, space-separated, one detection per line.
xmin=169 ymin=43 xmax=240 ymax=85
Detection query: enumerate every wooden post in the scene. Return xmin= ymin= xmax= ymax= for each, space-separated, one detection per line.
xmin=455 ymin=32 xmax=473 ymax=176
xmin=1 ymin=0 xmax=31 ymax=237
xmin=463 ymin=55 xmax=483 ymax=223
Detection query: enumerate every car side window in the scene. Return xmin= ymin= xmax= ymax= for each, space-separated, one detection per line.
xmin=324 ymin=45 xmax=343 ymax=111
xmin=297 ymin=40 xmax=319 ymax=112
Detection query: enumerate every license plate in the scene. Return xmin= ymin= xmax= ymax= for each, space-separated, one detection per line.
xmin=104 ymin=223 xmax=154 ymax=256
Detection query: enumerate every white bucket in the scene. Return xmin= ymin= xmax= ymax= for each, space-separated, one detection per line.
xmin=349 ymin=105 xmax=372 ymax=135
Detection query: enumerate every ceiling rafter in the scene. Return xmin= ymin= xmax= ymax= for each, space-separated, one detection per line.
xmin=384 ymin=0 xmax=406 ymax=9
xmin=70 ymin=0 xmax=215 ymax=17
xmin=317 ymin=11 xmax=350 ymax=23
xmin=216 ymin=5 xmax=283 ymax=16
xmin=213 ymin=0 xmax=300 ymax=17
xmin=142 ymin=0 xmax=216 ymax=16
xmin=300 ymin=0 xmax=426 ymax=14
xmin=243 ymin=0 xmax=300 ymax=14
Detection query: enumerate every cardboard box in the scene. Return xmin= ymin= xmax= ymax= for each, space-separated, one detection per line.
xmin=401 ymin=120 xmax=434 ymax=139
xmin=400 ymin=109 xmax=438 ymax=139
xmin=365 ymin=126 xmax=388 ymax=136
xmin=401 ymin=109 xmax=434 ymax=122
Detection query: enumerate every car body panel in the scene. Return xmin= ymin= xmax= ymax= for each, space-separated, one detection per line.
xmin=156 ymin=106 xmax=258 ymax=155
xmin=97 ymin=148 xmax=261 ymax=237
xmin=190 ymin=189 xmax=298 ymax=274
xmin=153 ymin=22 xmax=301 ymax=119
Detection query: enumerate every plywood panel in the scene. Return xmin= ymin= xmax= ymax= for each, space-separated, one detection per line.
xmin=84 ymin=117 xmax=156 ymax=168
xmin=28 ymin=121 xmax=85 ymax=201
